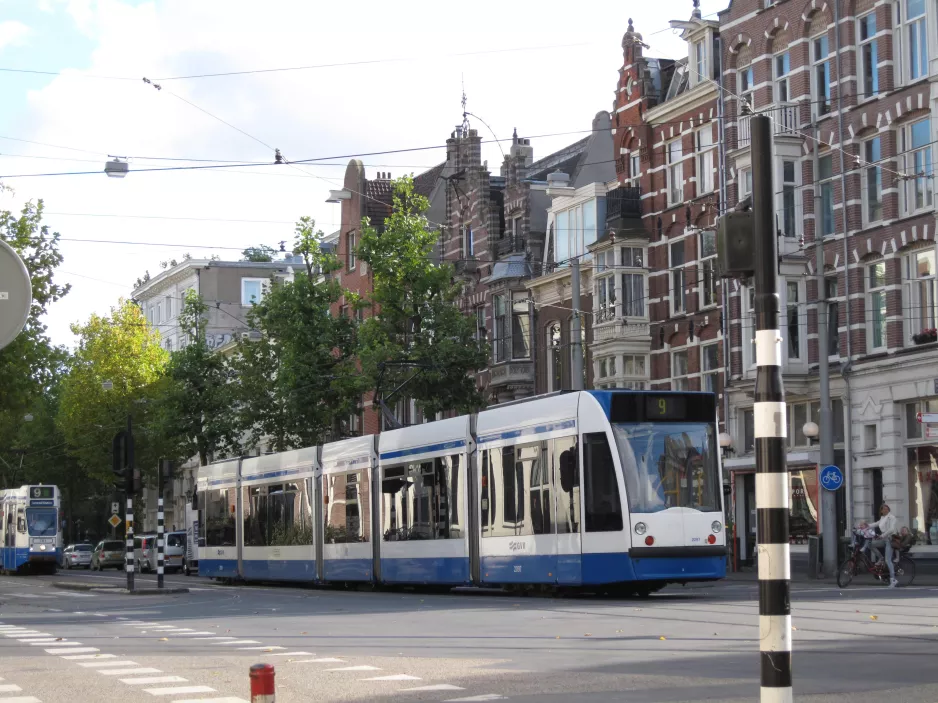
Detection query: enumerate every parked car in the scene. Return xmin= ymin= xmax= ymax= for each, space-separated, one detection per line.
xmin=63 ymin=544 xmax=93 ymax=569
xmin=134 ymin=534 xmax=157 ymax=573
xmin=164 ymin=531 xmax=187 ymax=573
xmin=91 ymin=540 xmax=125 ymax=570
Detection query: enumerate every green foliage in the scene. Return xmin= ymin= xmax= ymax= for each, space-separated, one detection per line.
xmin=241 ymin=244 xmax=278 ymax=262
xmin=229 ymin=218 xmax=365 ymax=451
xmin=154 ymin=291 xmax=238 ymax=466
xmin=357 ymin=177 xmax=487 ymax=418
xmin=57 ymin=300 xmax=168 ymax=482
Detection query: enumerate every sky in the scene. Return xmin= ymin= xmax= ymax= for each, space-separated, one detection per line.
xmin=0 ymin=0 xmax=727 ymax=348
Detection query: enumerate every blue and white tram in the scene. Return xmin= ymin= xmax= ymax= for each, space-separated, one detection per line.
xmin=194 ymin=390 xmax=725 ymax=591
xmin=0 ymin=485 xmax=62 ymax=574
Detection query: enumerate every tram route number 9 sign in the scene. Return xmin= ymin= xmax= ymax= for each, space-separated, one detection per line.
xmin=0 ymin=239 xmax=32 ymax=352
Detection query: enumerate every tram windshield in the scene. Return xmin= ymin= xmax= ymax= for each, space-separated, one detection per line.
xmin=26 ymin=508 xmax=58 ymax=536
xmin=612 ymin=422 xmax=720 ymax=514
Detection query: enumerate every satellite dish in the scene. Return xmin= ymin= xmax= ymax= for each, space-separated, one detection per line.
xmin=0 ymin=239 xmax=32 ymax=351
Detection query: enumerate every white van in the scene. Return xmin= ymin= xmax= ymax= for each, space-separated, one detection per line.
xmin=133 ymin=534 xmax=157 ymax=573
xmin=164 ymin=531 xmax=186 ymax=573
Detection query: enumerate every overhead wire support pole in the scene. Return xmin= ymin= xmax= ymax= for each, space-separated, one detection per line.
xmin=570 ymin=257 xmax=584 ymax=391
xmin=751 ymin=115 xmax=792 ymax=702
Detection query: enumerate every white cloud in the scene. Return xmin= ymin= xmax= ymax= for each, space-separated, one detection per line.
xmin=0 ymin=20 xmax=32 ymax=50
xmin=3 ymin=0 xmax=711 ymax=348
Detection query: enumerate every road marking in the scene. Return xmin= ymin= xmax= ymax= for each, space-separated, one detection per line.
xmin=171 ymin=699 xmax=248 ymax=703
xmin=0 ymin=684 xmax=23 ymax=692
xmin=0 ymin=698 xmax=41 ymax=703
xmin=31 ymin=641 xmax=82 ymax=647
xmin=215 ymin=640 xmax=260 ymax=645
xmin=100 ymin=668 xmax=163 ymax=676
xmin=65 ymin=654 xmax=119 ymax=661
xmin=7 ymin=631 xmax=42 ymax=635
xmin=44 ymin=647 xmax=99 ymax=654
xmin=16 ymin=638 xmax=57 ymax=642
xmin=292 ymin=658 xmax=345 ymax=663
xmin=326 ymin=665 xmax=380 ymax=671
xmin=79 ymin=661 xmax=139 ymax=668
xmin=167 ymin=631 xmax=215 ymax=635
xmin=144 ymin=686 xmax=216 ymax=696
xmin=403 ymin=685 xmax=466 ymax=692
xmin=141 ymin=626 xmax=179 ymax=630
xmin=7 ymin=593 xmax=53 ymax=599
xmin=362 ymin=674 xmax=421 ymax=681
xmin=123 ymin=676 xmax=189 ymax=685
xmin=269 ymin=651 xmax=314 ymax=656
xmin=443 ymin=696 xmax=508 ymax=702
xmin=237 ymin=646 xmax=286 ymax=651
xmin=188 ymin=636 xmax=235 ymax=641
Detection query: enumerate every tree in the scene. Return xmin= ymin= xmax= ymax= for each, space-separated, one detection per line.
xmin=230 ymin=218 xmax=364 ymax=451
xmin=357 ymin=177 xmax=487 ymax=418
xmin=57 ymin=300 xmax=168 ymax=482
xmin=155 ymin=291 xmax=237 ymax=466
xmin=242 ymin=244 xmax=278 ymax=262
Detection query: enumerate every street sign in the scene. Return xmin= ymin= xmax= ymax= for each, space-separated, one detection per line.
xmin=820 ymin=464 xmax=844 ymax=491
xmin=0 ymin=239 xmax=32 ymax=352
xmin=108 ymin=514 xmax=122 ymax=528
xmin=916 ymin=412 xmax=938 ymax=424
xmin=111 ymin=502 xmax=119 ymax=515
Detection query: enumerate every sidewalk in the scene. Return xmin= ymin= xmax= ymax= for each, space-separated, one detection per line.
xmin=725 ymin=553 xmax=938 ymax=586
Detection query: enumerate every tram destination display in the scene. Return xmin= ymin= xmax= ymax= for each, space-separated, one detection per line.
xmin=610 ymin=391 xmax=716 ymax=424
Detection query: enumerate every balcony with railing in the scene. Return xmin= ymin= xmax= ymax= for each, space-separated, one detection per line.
xmin=605 ymin=186 xmax=642 ymax=235
xmin=493 ymin=235 xmax=525 ymax=259
xmin=737 ymin=103 xmax=800 ymax=147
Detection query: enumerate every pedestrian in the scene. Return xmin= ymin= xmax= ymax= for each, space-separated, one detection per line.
xmin=869 ymin=503 xmax=898 ymax=587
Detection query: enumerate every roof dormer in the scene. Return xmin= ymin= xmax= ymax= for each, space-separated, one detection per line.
xmin=669 ymin=1 xmax=720 ymax=89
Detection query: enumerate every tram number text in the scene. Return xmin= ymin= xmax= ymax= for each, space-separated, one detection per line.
xmin=508 ymin=541 xmax=526 ymax=552
xmin=514 ymin=565 xmax=522 ymax=573
xmin=690 ymin=537 xmax=701 ymax=543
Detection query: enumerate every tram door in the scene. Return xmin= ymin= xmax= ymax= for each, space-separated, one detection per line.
xmin=553 ymin=435 xmax=581 ymax=585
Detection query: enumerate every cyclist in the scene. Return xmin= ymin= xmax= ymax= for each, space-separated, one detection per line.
xmin=869 ymin=503 xmax=898 ymax=587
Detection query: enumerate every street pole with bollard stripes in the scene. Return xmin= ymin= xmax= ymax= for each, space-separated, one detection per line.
xmin=124 ymin=414 xmax=135 ymax=593
xmin=751 ymin=115 xmax=792 ymax=702
xmin=157 ymin=459 xmax=169 ymax=589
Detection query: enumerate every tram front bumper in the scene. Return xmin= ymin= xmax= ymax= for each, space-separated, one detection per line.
xmin=28 ymin=548 xmax=58 ymax=562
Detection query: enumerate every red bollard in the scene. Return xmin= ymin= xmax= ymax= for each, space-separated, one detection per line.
xmin=250 ymin=663 xmax=275 ymax=703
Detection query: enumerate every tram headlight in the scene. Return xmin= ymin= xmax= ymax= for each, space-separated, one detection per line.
xmin=634 ymin=522 xmax=647 ymax=536
xmin=39 ymin=544 xmax=46 ymax=551
xmin=711 ymin=521 xmax=723 ymax=534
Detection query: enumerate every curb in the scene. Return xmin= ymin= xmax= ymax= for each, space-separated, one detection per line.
xmin=53 ymin=582 xmax=189 ymax=595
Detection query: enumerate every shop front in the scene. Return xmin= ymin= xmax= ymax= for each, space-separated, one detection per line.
xmin=908 ymin=446 xmax=938 ymax=545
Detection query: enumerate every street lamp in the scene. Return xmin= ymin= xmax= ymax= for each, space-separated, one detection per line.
xmin=803 ymin=422 xmax=819 ymax=445
xmin=718 ymin=432 xmax=734 ymax=455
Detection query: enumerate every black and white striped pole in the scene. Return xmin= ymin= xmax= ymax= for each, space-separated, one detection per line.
xmin=124 ymin=414 xmax=135 ymax=593
xmin=157 ymin=459 xmax=168 ymax=589
xmin=751 ymin=115 xmax=792 ymax=702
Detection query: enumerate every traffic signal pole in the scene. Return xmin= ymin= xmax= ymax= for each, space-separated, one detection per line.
xmin=751 ymin=116 xmax=792 ymax=702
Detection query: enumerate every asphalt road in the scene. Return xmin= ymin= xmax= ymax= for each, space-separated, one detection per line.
xmin=0 ymin=568 xmax=936 ymax=702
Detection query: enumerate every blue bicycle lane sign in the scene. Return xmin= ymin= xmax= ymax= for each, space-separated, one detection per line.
xmin=820 ymin=464 xmax=844 ymax=491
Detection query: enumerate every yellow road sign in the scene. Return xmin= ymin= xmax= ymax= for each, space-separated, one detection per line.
xmin=108 ymin=514 xmax=122 ymax=528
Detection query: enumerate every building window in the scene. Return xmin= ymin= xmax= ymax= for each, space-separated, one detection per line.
xmin=154 ymin=302 xmax=162 ymax=325
xmin=739 ymin=168 xmax=752 ymax=198
xmin=672 ymin=349 xmax=689 ymax=391
xmin=901 ymin=119 xmax=933 ymax=215
xmin=621 ymin=246 xmax=646 ymax=318
xmin=463 ymin=225 xmax=474 ymax=258
xmin=739 ymin=63 xmax=754 ymax=111
xmin=818 ymin=155 xmax=835 ymax=237
xmin=346 ymin=230 xmax=357 ymax=270
xmin=826 ymin=276 xmax=840 ymax=357
xmin=164 ymin=338 xmax=173 ymax=352
xmin=746 ymin=286 xmax=756 ymax=367
xmin=670 ymin=240 xmax=686 ymax=316
xmin=493 ymin=295 xmax=508 ymax=363
xmin=696 ymin=126 xmax=715 ymax=194
xmin=906 ymin=398 xmax=938 ymax=439
xmin=780 ymin=160 xmax=797 ymax=238
xmin=904 ymin=248 xmax=937 ymax=339
xmin=865 ymin=424 xmax=878 ymax=450
xmin=667 ymin=139 xmax=683 ymax=205
xmin=773 ymin=49 xmax=791 ymax=103
xmin=859 ymin=12 xmax=879 ymax=97
xmin=596 ymin=275 xmax=616 ymax=322
xmin=553 ymin=199 xmax=598 ymax=265
xmin=702 ymin=343 xmax=720 ymax=394
xmin=786 ymin=280 xmax=802 ymax=361
xmin=547 ymin=322 xmax=563 ymax=392
xmin=812 ymin=33 xmax=831 ymax=115
xmin=742 ymin=408 xmax=755 ymax=453
xmin=474 ymin=305 xmax=486 ymax=342
xmin=699 ymin=230 xmax=718 ymax=308
xmin=511 ymin=292 xmax=531 ymax=360
xmin=695 ymin=39 xmax=707 ymax=82
xmin=629 ymin=153 xmax=641 ymax=188
xmin=863 ymin=137 xmax=883 ymax=225
xmin=512 ymin=216 xmax=522 ymax=240
xmin=867 ymin=261 xmax=887 ymax=351
xmin=897 ymin=0 xmax=928 ymax=82
xmin=241 ymin=278 xmax=267 ymax=306
xmin=621 ymin=354 xmax=647 ymax=390
xmin=164 ymin=295 xmax=173 ymax=321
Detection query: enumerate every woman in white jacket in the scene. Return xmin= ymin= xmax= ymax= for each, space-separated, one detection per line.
xmin=869 ymin=503 xmax=899 ymax=587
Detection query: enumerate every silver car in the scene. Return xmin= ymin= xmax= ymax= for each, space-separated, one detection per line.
xmin=63 ymin=544 xmax=93 ymax=569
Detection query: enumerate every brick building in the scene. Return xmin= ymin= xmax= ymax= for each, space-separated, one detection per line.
xmin=609 ymin=11 xmax=724 ymax=400
xmin=718 ymin=0 xmax=938 ymax=549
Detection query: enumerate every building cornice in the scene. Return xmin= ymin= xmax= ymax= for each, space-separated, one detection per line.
xmin=643 ymin=81 xmax=719 ymax=124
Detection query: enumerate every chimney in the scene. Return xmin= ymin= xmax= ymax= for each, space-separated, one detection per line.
xmin=509 ymin=128 xmax=534 ymax=169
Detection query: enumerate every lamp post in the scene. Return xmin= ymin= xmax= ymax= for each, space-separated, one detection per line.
xmin=803 ymin=422 xmax=819 ymax=445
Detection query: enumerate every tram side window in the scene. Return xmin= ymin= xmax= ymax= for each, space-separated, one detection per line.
xmin=381 ymin=454 xmax=461 ymax=541
xmin=553 ymin=436 xmax=580 ymax=534
xmin=203 ymin=488 xmax=236 ymax=547
xmin=243 ymin=486 xmax=266 ymax=547
xmin=324 ymin=470 xmax=371 ymax=544
xmin=17 ymin=510 xmax=26 ymax=534
xmin=481 ymin=442 xmax=544 ymax=538
xmin=243 ymin=482 xmax=313 ymax=547
xmin=584 ymin=432 xmax=623 ymax=532
xmin=529 ymin=443 xmax=552 ymax=535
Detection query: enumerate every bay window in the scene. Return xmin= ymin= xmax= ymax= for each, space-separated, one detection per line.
xmin=859 ymin=13 xmax=879 ymax=97
xmin=551 ymin=199 xmax=598 ymax=266
xmin=668 ymin=139 xmax=683 ymax=205
xmin=493 ymin=295 xmax=508 ymax=362
xmin=867 ymin=261 xmax=887 ymax=351
xmin=863 ymin=136 xmax=883 ymax=224
xmin=511 ymin=292 xmax=530 ymax=360
xmin=621 ymin=246 xmax=646 ymax=318
xmin=900 ymin=119 xmax=933 ymax=215
xmin=904 ymin=248 xmax=937 ymax=339
xmin=621 ymin=355 xmax=647 ymax=390
xmin=596 ymin=274 xmax=616 ymax=322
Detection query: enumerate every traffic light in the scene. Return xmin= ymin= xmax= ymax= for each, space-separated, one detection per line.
xmin=716 ymin=210 xmax=756 ymax=279
xmin=112 ymin=431 xmax=127 ymax=491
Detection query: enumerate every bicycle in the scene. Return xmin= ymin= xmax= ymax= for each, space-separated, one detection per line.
xmin=837 ymin=533 xmax=915 ymax=588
